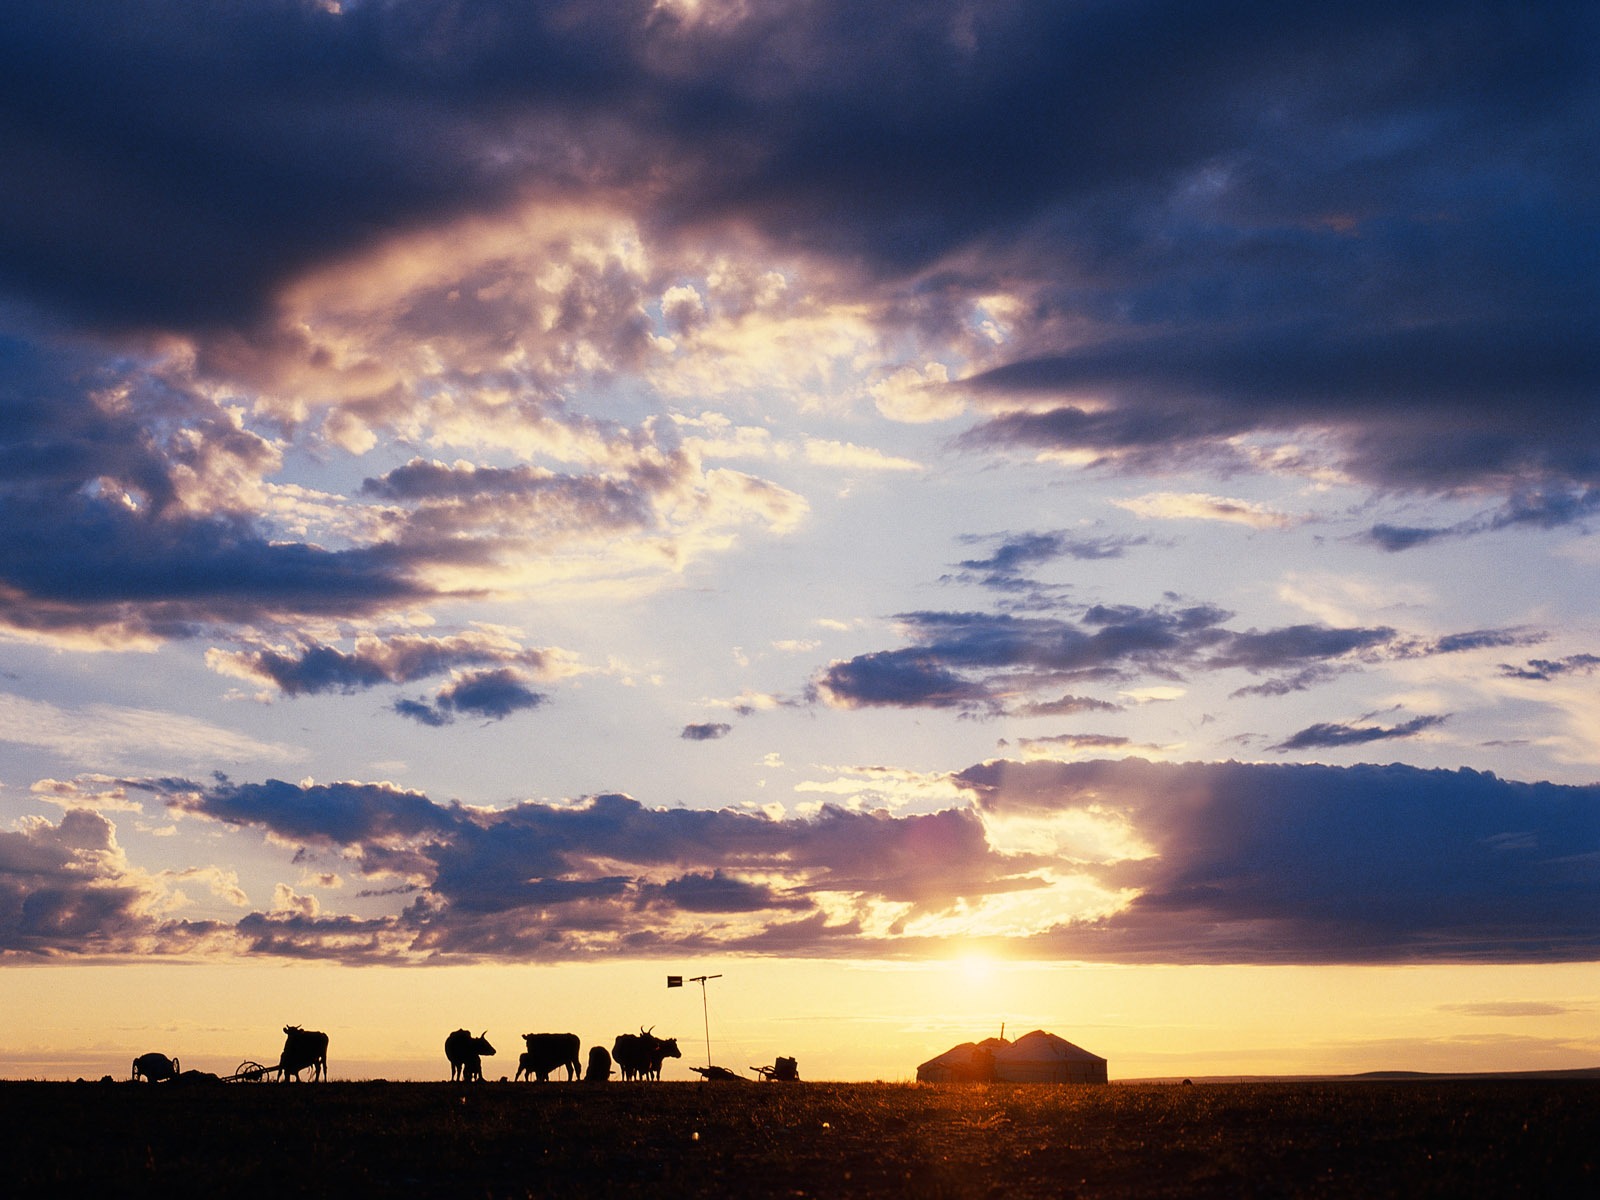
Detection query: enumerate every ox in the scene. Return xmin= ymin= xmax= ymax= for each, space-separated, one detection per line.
xmin=612 ymin=1028 xmax=681 ymax=1081
xmin=584 ymin=1045 xmax=612 ymax=1083
xmin=131 ymin=1052 xmax=178 ymax=1082
xmin=445 ymin=1029 xmax=495 ymax=1082
xmin=516 ymin=1032 xmax=580 ymax=1082
xmin=278 ymin=1025 xmax=329 ymax=1082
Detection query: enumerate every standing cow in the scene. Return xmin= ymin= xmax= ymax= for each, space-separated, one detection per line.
xmin=278 ymin=1025 xmax=329 ymax=1082
xmin=516 ymin=1032 xmax=580 ymax=1082
xmin=612 ymin=1028 xmax=681 ymax=1080
xmin=445 ymin=1029 xmax=495 ymax=1082
xmin=131 ymin=1052 xmax=178 ymax=1082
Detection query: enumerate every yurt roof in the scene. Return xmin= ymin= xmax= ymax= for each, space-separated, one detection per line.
xmin=917 ymin=1037 xmax=1007 ymax=1070
xmin=919 ymin=1030 xmax=1104 ymax=1072
xmin=994 ymin=1029 xmax=1106 ymax=1065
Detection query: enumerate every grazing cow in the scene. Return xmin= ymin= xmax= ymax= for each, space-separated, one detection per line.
xmin=278 ymin=1025 xmax=329 ymax=1082
xmin=445 ymin=1029 xmax=495 ymax=1082
xmin=584 ymin=1045 xmax=611 ymax=1083
xmin=131 ymin=1052 xmax=178 ymax=1082
xmin=611 ymin=1028 xmax=681 ymax=1081
xmin=516 ymin=1032 xmax=581 ymax=1082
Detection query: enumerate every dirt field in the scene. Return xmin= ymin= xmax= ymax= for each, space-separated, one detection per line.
xmin=2 ymin=1079 xmax=1595 ymax=1197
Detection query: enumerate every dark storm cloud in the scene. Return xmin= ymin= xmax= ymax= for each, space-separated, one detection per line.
xmin=0 ymin=492 xmax=432 ymax=641
xmin=639 ymin=871 xmax=808 ymax=915
xmin=1272 ymin=713 xmax=1448 ymax=752
xmin=0 ymin=1 xmax=658 ymax=330
xmin=963 ymin=320 xmax=1600 ymax=488
xmin=954 ymin=758 xmax=1600 ymax=963
xmin=813 ymin=602 xmax=1511 ymax=712
xmin=0 ymin=1 xmax=1591 ymax=507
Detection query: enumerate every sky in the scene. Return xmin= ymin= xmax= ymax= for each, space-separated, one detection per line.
xmin=2 ymin=0 xmax=1598 ymax=1083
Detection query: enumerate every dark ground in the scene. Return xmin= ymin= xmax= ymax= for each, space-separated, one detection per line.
xmin=1 ymin=1079 xmax=1595 ymax=1198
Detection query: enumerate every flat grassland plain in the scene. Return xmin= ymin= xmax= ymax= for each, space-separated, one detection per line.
xmin=2 ymin=1079 xmax=1596 ymax=1198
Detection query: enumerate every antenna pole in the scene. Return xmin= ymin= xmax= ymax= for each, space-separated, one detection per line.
xmin=690 ymin=974 xmax=722 ymax=1068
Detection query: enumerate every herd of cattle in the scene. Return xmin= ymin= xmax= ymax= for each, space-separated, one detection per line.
xmin=444 ymin=1028 xmax=681 ymax=1083
xmin=129 ymin=1024 xmax=679 ymax=1084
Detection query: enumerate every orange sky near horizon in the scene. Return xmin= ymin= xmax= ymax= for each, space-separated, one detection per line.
xmin=5 ymin=958 xmax=1596 ymax=1083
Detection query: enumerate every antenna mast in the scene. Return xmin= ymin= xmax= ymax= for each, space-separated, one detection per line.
xmin=676 ymin=973 xmax=722 ymax=1068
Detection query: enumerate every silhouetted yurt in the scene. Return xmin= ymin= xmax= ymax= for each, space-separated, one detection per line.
xmin=994 ymin=1030 xmax=1107 ymax=1083
xmin=914 ymin=1036 xmax=1007 ymax=1083
xmin=917 ymin=1030 xmax=1107 ymax=1084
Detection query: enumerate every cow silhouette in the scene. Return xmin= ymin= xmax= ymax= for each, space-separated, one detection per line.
xmin=278 ymin=1025 xmax=328 ymax=1081
xmin=131 ymin=1052 xmax=178 ymax=1082
xmin=612 ymin=1028 xmax=680 ymax=1080
xmin=516 ymin=1032 xmax=580 ymax=1082
xmin=445 ymin=1029 xmax=495 ymax=1082
xmin=584 ymin=1045 xmax=612 ymax=1082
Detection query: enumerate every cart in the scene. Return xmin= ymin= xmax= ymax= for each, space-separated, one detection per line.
xmin=222 ymin=1060 xmax=281 ymax=1082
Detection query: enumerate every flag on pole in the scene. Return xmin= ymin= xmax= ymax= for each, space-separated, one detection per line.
xmin=667 ymin=975 xmax=683 ymax=987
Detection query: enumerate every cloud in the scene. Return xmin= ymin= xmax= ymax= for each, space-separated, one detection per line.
xmin=1437 ymin=1002 xmax=1576 ymax=1018
xmin=1271 ymin=713 xmax=1448 ymax=752
xmin=801 ymin=439 xmax=923 ymax=473
xmin=0 ymin=808 xmax=225 ymax=956
xmin=0 ymin=317 xmax=808 ymax=650
xmin=0 ymin=3 xmax=1587 ymax=499
xmin=14 ymin=755 xmax=1593 ymax=965
xmin=1367 ymin=488 xmax=1600 ymax=551
xmin=1499 ymin=654 xmax=1600 ymax=682
xmin=1113 ymin=492 xmax=1297 ymax=530
xmin=812 ymin=650 xmax=994 ymax=711
xmin=208 ymin=628 xmax=572 ymax=699
xmin=1008 ymin=694 xmax=1124 ymax=718
xmin=393 ymin=668 xmax=547 ymax=726
xmin=809 ymin=602 xmax=1457 ymax=713
xmin=953 ymin=758 xmax=1600 ymax=963
xmin=949 ymin=530 xmax=1148 ymax=593
xmin=681 ymin=722 xmax=732 ymax=741
xmin=0 ymin=693 xmax=302 ymax=772
xmin=129 ymin=779 xmax=1046 ymax=958
xmin=1367 ymin=523 xmax=1451 ymax=553
xmin=1013 ymin=733 xmax=1150 ymax=759
xmin=0 ymin=483 xmax=433 ymax=647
